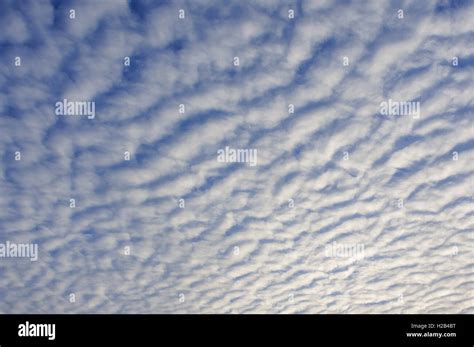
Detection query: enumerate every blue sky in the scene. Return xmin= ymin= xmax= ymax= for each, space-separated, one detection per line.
xmin=0 ymin=0 xmax=472 ymax=313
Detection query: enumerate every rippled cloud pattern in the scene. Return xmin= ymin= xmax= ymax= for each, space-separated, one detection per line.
xmin=0 ymin=0 xmax=473 ymax=313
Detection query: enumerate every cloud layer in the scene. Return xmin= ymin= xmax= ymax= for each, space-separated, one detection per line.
xmin=0 ymin=0 xmax=472 ymax=313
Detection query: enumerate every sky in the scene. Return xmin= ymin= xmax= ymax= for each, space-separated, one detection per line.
xmin=0 ymin=0 xmax=472 ymax=314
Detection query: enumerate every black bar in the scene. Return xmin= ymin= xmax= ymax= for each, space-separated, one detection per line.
xmin=0 ymin=314 xmax=472 ymax=346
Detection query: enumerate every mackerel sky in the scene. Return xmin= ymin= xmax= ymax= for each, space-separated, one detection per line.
xmin=0 ymin=0 xmax=473 ymax=313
